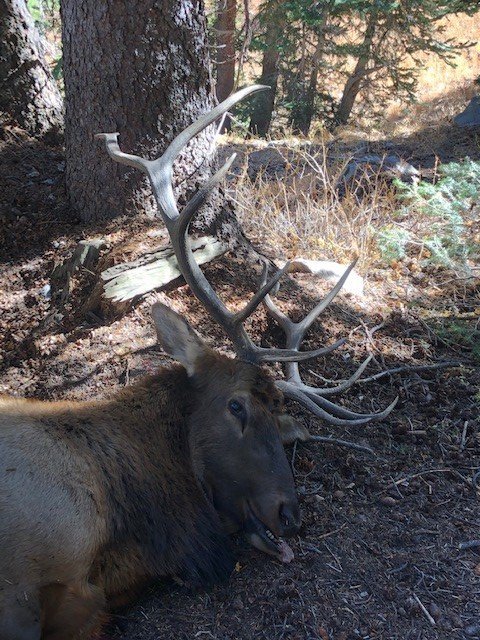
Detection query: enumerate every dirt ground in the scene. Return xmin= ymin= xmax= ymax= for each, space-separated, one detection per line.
xmin=1 ymin=121 xmax=479 ymax=640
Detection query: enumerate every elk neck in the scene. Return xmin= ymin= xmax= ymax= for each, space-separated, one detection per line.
xmin=33 ymin=364 xmax=234 ymax=589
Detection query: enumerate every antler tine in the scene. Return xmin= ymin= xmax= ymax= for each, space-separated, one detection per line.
xmin=261 ymin=266 xmax=350 ymax=369
xmin=278 ymin=383 xmax=398 ymax=426
xmin=279 ymin=382 xmax=398 ymax=419
xmin=94 ymin=132 xmax=151 ymax=174
xmin=262 ymin=263 xmax=294 ymax=333
xmin=254 ymin=339 xmax=347 ymax=364
xmin=150 ymin=84 xmax=270 ymax=224
xmin=177 ymin=153 xmax=237 ymax=236
xmin=279 ymin=384 xmax=377 ymax=427
xmin=159 ymin=85 xmax=269 ymax=169
xmin=262 ymin=258 xmax=358 ymax=349
xmin=297 ymin=258 xmax=358 ymax=336
xmin=262 ymin=263 xmax=398 ymax=425
xmin=304 ymin=355 xmax=373 ymax=396
xmin=234 ymin=261 xmax=293 ymax=325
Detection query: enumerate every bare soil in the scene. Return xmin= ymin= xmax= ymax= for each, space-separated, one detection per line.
xmin=1 ymin=122 xmax=479 ymax=640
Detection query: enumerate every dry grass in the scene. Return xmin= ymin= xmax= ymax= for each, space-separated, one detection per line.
xmin=384 ymin=81 xmax=479 ymax=139
xmin=373 ymin=15 xmax=480 ymax=138
xmin=232 ymin=142 xmax=399 ymax=267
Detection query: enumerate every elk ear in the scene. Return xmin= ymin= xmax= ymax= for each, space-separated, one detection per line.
xmin=276 ymin=414 xmax=311 ymax=445
xmin=151 ymin=303 xmax=207 ymax=376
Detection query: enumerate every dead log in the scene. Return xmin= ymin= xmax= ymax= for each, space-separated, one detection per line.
xmin=101 ymin=235 xmax=227 ymax=302
xmin=50 ymin=238 xmax=106 ymax=305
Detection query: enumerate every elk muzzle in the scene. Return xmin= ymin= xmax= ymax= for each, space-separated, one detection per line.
xmin=244 ymin=489 xmax=301 ymax=563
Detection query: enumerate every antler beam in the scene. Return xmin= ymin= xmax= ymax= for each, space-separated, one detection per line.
xmin=97 ymin=86 xmax=397 ymax=426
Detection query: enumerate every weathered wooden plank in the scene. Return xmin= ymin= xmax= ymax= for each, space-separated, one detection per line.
xmin=102 ymin=236 xmax=227 ymax=302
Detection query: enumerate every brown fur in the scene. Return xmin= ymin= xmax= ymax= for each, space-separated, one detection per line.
xmin=0 ymin=305 xmax=299 ymax=639
xmin=0 ymin=305 xmax=298 ymax=640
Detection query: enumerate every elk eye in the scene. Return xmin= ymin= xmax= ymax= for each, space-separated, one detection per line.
xmin=228 ymin=399 xmax=245 ymax=419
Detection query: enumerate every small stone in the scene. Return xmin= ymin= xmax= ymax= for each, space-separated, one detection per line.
xmin=379 ymin=496 xmax=397 ymax=506
xmin=429 ymin=602 xmax=441 ymax=622
xmin=332 ymin=490 xmax=345 ymax=500
xmin=454 ymin=96 xmax=480 ymax=127
xmin=465 ymin=623 xmax=480 ymax=637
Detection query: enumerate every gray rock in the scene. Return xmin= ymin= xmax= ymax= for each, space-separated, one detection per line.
xmin=283 ymin=258 xmax=364 ymax=296
xmin=454 ymin=96 xmax=480 ymax=128
xmin=247 ymin=147 xmax=286 ymax=180
xmin=336 ymin=154 xmax=419 ymax=200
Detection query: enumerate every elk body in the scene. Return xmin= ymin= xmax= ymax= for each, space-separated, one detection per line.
xmin=0 ymin=304 xmax=300 ymax=640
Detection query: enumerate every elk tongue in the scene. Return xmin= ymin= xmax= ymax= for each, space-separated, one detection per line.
xmin=278 ymin=539 xmax=294 ymax=564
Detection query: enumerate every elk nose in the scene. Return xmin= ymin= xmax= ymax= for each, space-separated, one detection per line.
xmin=279 ymin=502 xmax=301 ymax=537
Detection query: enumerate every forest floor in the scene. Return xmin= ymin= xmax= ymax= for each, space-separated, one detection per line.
xmin=1 ymin=102 xmax=479 ymax=640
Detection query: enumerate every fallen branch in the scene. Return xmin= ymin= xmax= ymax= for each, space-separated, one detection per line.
xmin=412 ymin=594 xmax=435 ymax=627
xmin=384 ymin=467 xmax=472 ymax=492
xmin=102 ymin=236 xmax=227 ymax=302
xmin=307 ymin=435 xmax=374 ymax=455
xmin=358 ymin=360 xmax=464 ymax=383
xmin=459 ymin=540 xmax=480 ymax=551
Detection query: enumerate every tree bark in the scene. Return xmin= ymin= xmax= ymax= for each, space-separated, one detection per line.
xmin=215 ymin=0 xmax=236 ymax=131
xmin=0 ymin=0 xmax=62 ymax=136
xmin=248 ymin=45 xmax=280 ymax=137
xmin=335 ymin=15 xmax=376 ymax=126
xmin=248 ymin=1 xmax=284 ymax=137
xmin=289 ymin=35 xmax=323 ymax=136
xmin=61 ymin=0 xmax=238 ymax=236
xmin=289 ymin=6 xmax=330 ymax=136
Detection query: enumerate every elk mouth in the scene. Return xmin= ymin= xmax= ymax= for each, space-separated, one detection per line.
xmin=244 ymin=505 xmax=294 ymax=564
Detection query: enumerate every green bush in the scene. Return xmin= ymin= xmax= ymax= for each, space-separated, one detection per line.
xmin=376 ymin=225 xmax=412 ymax=262
xmin=377 ymin=158 xmax=480 ymax=268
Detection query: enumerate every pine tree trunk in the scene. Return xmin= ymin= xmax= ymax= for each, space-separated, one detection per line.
xmin=248 ymin=46 xmax=280 ymax=137
xmin=0 ymin=0 xmax=62 ymax=137
xmin=215 ymin=0 xmax=236 ymax=131
xmin=289 ymin=11 xmax=329 ymax=136
xmin=248 ymin=5 xmax=283 ymax=137
xmin=61 ymin=0 xmax=238 ymax=238
xmin=335 ymin=16 xmax=376 ymax=126
xmin=289 ymin=38 xmax=322 ymax=136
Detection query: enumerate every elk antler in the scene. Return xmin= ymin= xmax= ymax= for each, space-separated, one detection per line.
xmin=96 ymin=85 xmax=396 ymax=425
xmin=261 ymin=262 xmax=398 ymax=425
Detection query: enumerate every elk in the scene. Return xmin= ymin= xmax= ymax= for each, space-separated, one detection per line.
xmin=0 ymin=86 xmax=395 ymax=640
xmin=0 ymin=303 xmax=301 ymax=639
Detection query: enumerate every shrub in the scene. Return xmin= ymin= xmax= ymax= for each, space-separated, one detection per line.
xmin=385 ymin=158 xmax=480 ymax=269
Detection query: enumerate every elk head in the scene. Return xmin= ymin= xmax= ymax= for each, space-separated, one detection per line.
xmin=151 ymin=302 xmax=300 ymax=563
